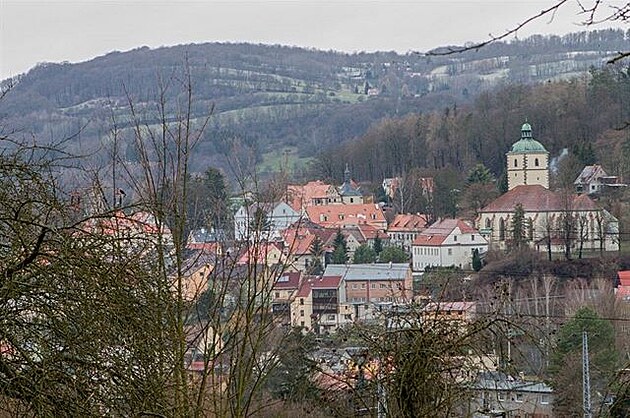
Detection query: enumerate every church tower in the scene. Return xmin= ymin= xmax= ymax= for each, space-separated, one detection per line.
xmin=506 ymin=122 xmax=549 ymax=190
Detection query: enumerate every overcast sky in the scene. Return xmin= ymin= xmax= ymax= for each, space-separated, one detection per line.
xmin=0 ymin=0 xmax=623 ymax=80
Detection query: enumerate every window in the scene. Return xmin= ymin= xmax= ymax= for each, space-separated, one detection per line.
xmin=471 ymin=234 xmax=475 ymax=241
xmin=300 ymin=298 xmax=304 ymax=305
xmin=275 ymin=292 xmax=280 ymax=298
xmin=540 ymin=394 xmax=550 ymax=404
xmin=361 ymin=283 xmax=366 ymax=289
xmin=498 ymin=392 xmax=506 ymax=401
xmin=352 ymin=284 xmax=358 ymax=289
xmin=300 ymin=321 xmax=305 ymax=327
xmin=380 ymin=283 xmax=387 ymax=289
xmin=453 ymin=235 xmax=457 ymax=242
xmin=514 ymin=159 xmax=518 ymax=167
xmin=327 ymin=314 xmax=335 ymax=321
xmin=300 ymin=310 xmax=304 ymax=317
xmin=535 ymin=158 xmax=539 ymax=167
xmin=371 ymin=283 xmax=376 ymax=289
xmin=344 ymin=314 xmax=352 ymax=320
xmin=447 ymin=248 xmax=452 ymax=256
xmin=515 ymin=392 xmax=524 ymax=403
xmin=499 ymin=218 xmax=506 ymax=241
xmin=350 ymin=198 xmax=354 ymax=203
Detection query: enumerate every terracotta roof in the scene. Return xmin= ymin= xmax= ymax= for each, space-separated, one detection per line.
xmin=282 ymin=230 xmax=317 ymax=256
xmin=306 ymin=204 xmax=386 ymax=229
xmin=287 ymin=181 xmax=337 ymax=211
xmin=412 ymin=218 xmax=477 ymax=247
xmin=274 ymin=271 xmax=302 ymax=290
xmin=387 ymin=214 xmax=429 ymax=232
xmin=618 ymin=271 xmax=630 ymax=287
xmin=294 ymin=275 xmax=341 ymax=297
xmin=481 ymin=185 xmax=599 ymax=213
xmin=236 ymin=242 xmax=283 ymax=265
xmin=356 ymin=224 xmax=388 ymax=240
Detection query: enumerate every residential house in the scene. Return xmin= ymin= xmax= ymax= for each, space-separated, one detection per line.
xmin=290 ymin=275 xmax=351 ymax=333
xmin=271 ymin=271 xmax=302 ymax=318
xmin=186 ymin=227 xmax=225 ymax=255
xmin=234 ymin=202 xmax=301 ymax=241
xmin=412 ymin=218 xmax=488 ymax=272
xmin=236 ymin=242 xmax=285 ymax=267
xmin=286 ymin=180 xmax=342 ymax=211
xmin=574 ymin=164 xmax=626 ymax=195
xmin=615 ymin=270 xmax=630 ymax=301
xmin=179 ymin=250 xmax=215 ymax=302
xmin=477 ymin=122 xmax=619 ymax=255
xmin=387 ymin=213 xmax=429 ymax=253
xmin=466 ymin=372 xmax=553 ymax=418
xmin=323 ymin=263 xmax=413 ymax=321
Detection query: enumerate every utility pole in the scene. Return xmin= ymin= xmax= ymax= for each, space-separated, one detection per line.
xmin=582 ymin=331 xmax=592 ymax=418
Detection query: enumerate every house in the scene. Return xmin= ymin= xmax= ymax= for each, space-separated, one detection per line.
xmin=466 ymin=372 xmax=554 ymax=418
xmin=286 ymin=180 xmax=341 ymax=211
xmin=305 ymin=203 xmax=387 ymax=230
xmin=323 ymin=263 xmax=413 ymax=320
xmin=179 ymin=250 xmax=215 ymax=302
xmin=271 ymin=271 xmax=302 ymax=317
xmin=234 ymin=201 xmax=301 ymax=241
xmin=411 ymin=218 xmax=488 ymax=272
xmin=387 ymin=213 xmax=429 ymax=253
xmin=186 ymin=227 xmax=225 ymax=255
xmin=574 ymin=164 xmax=626 ymax=195
xmin=615 ymin=270 xmax=630 ymax=301
xmin=236 ymin=242 xmax=285 ymax=267
xmin=290 ymin=275 xmax=351 ymax=333
xmin=477 ymin=122 xmax=619 ymax=255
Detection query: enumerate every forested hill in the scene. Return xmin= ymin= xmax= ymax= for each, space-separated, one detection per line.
xmin=0 ymin=29 xmax=627 ymax=176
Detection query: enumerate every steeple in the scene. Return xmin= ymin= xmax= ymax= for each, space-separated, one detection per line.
xmin=344 ymin=163 xmax=351 ymax=183
xmin=506 ymin=121 xmax=549 ymax=190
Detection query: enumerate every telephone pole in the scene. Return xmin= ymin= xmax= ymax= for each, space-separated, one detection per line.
xmin=582 ymin=331 xmax=592 ymax=418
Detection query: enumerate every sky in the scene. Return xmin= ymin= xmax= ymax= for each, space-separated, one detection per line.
xmin=0 ymin=0 xmax=624 ymax=80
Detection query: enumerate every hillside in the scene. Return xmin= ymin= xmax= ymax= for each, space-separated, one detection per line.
xmin=0 ymin=29 xmax=627 ymax=177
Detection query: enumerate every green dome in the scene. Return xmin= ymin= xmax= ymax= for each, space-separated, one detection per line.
xmin=509 ymin=121 xmax=547 ymax=153
xmin=510 ymin=138 xmax=548 ymax=153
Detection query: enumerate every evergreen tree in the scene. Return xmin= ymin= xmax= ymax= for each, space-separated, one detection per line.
xmin=509 ymin=203 xmax=527 ymax=251
xmin=472 ymin=248 xmax=482 ymax=272
xmin=379 ymin=246 xmax=408 ymax=263
xmin=331 ymin=229 xmax=348 ymax=264
xmin=373 ymin=235 xmax=383 ymax=256
xmin=307 ymin=236 xmax=325 ymax=275
xmin=353 ymin=244 xmax=376 ymax=264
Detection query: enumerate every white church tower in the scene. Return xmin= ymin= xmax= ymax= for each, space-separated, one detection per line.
xmin=506 ymin=122 xmax=549 ymax=190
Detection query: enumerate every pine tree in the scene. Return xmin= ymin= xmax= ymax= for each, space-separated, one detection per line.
xmin=509 ymin=203 xmax=527 ymax=251
xmin=331 ymin=229 xmax=348 ymax=264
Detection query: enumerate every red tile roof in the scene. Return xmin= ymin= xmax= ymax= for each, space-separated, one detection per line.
xmin=412 ymin=218 xmax=477 ymax=246
xmin=295 ymin=275 xmax=342 ymax=298
xmin=618 ymin=271 xmax=630 ymax=287
xmin=481 ymin=185 xmax=599 ymax=212
xmin=306 ymin=204 xmax=386 ymax=229
xmin=287 ymin=181 xmax=337 ymax=211
xmin=388 ymin=214 xmax=429 ymax=232
xmin=274 ymin=271 xmax=302 ymax=289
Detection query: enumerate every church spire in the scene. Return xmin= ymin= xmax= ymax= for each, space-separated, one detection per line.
xmin=344 ymin=163 xmax=351 ymax=183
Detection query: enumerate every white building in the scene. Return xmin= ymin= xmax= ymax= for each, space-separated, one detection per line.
xmin=477 ymin=122 xmax=620 ymax=255
xmin=234 ymin=202 xmax=301 ymax=241
xmin=411 ymin=219 xmax=488 ymax=272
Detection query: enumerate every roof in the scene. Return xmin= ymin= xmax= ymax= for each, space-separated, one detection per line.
xmin=274 ymin=271 xmax=302 ymax=289
xmin=295 ymin=275 xmax=342 ymax=297
xmin=356 ymin=224 xmax=389 ymax=240
xmin=618 ymin=271 xmax=630 ymax=287
xmin=508 ymin=122 xmax=548 ymax=154
xmin=574 ymin=165 xmax=608 ymax=185
xmin=305 ymin=204 xmax=386 ymax=228
xmin=283 ymin=230 xmax=317 ymax=255
xmin=481 ymin=185 xmax=600 ymax=213
xmin=472 ymin=372 xmax=553 ymax=394
xmin=412 ymin=218 xmax=478 ymax=246
xmin=287 ymin=180 xmax=338 ymax=211
xmin=323 ymin=264 xmax=410 ymax=281
xmin=424 ymin=301 xmax=477 ymax=313
xmin=388 ymin=214 xmax=429 ymax=232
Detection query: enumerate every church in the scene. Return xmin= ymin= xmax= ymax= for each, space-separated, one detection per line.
xmin=476 ymin=122 xmax=619 ymax=255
